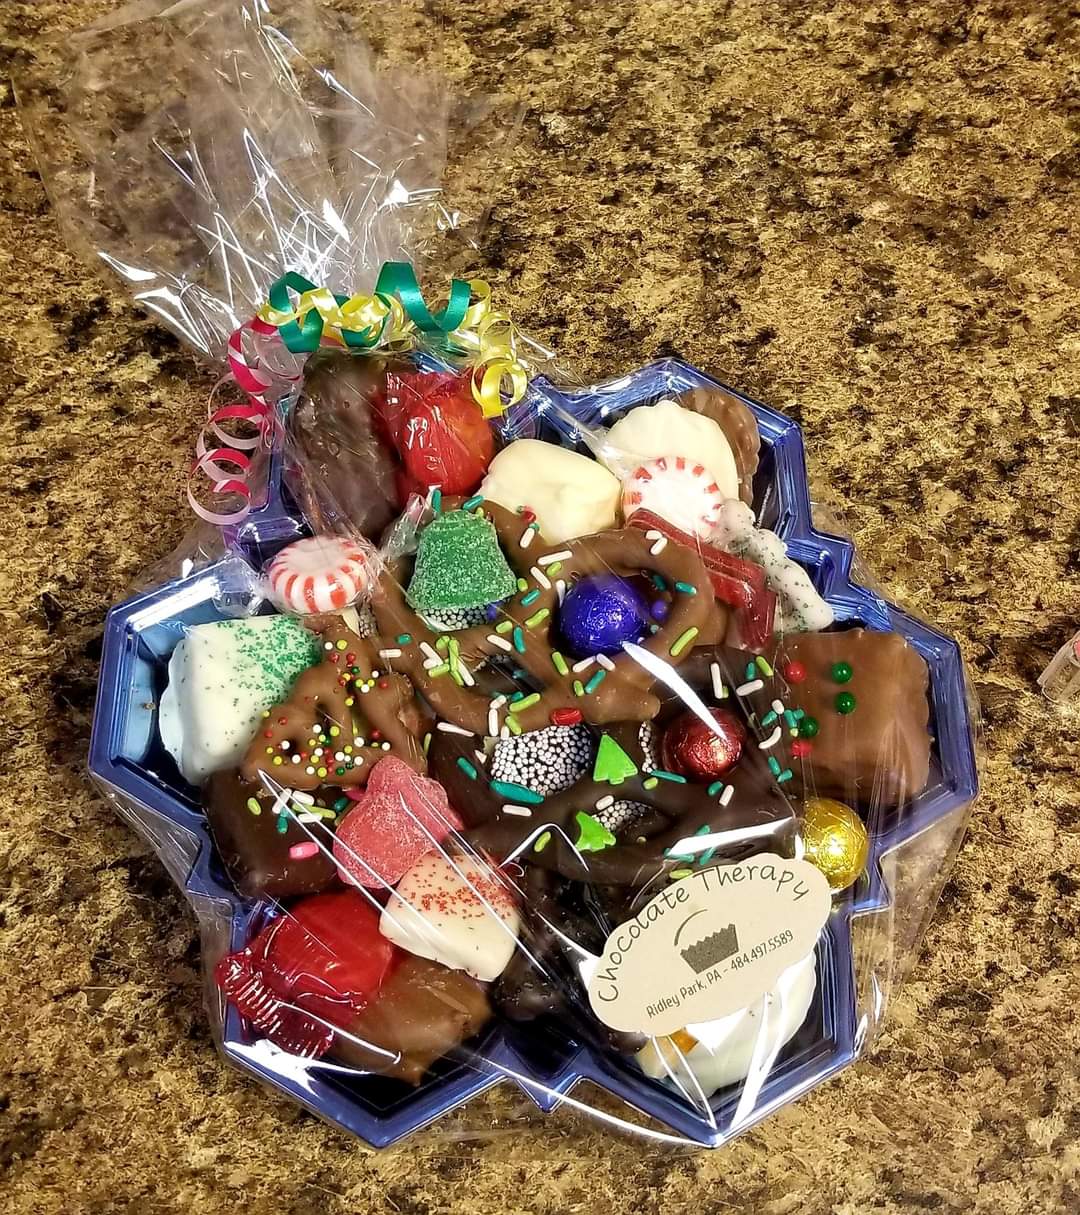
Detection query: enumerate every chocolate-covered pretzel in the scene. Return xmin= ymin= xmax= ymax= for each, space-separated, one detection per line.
xmin=240 ymin=623 xmax=426 ymax=789
xmin=372 ymin=500 xmax=727 ymax=736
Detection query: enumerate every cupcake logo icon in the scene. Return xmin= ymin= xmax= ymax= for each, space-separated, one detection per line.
xmin=673 ymin=909 xmax=739 ymax=975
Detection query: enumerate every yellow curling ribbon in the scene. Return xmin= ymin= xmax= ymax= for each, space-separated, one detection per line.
xmin=255 ymin=265 xmax=530 ymax=415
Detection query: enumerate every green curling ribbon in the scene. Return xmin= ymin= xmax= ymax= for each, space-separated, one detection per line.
xmin=373 ymin=261 xmax=472 ymax=335
xmin=266 ymin=272 xmax=323 ymax=353
xmin=264 ymin=272 xmax=389 ymax=354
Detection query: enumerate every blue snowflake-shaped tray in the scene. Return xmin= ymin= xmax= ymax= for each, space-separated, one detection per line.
xmin=89 ymin=359 xmax=978 ymax=1148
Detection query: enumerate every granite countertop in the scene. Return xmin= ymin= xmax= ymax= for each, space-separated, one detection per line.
xmin=1 ymin=1 xmax=1078 ymax=1212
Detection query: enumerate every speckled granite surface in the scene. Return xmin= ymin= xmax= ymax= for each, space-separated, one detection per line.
xmin=1 ymin=1 xmax=1079 ymax=1212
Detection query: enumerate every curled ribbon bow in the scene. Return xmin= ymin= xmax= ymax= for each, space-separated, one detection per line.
xmin=190 ymin=263 xmax=530 ymax=524
xmin=255 ymin=263 xmax=530 ymax=418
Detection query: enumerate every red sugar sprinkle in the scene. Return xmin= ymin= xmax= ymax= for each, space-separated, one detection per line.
xmin=278 ymin=717 xmax=288 ymax=725
xmin=791 ymin=739 xmax=813 ymax=758
xmin=263 ymin=730 xmax=274 ymax=738
xmin=346 ymin=653 xmax=356 ymax=664
xmin=371 ymin=730 xmax=382 ymax=740
xmin=329 ymin=653 xmax=340 ymax=664
xmin=551 ymin=708 xmax=584 ymax=726
xmin=378 ymin=680 xmax=389 ymax=689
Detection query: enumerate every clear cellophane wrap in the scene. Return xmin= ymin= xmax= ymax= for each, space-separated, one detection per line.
xmin=22 ymin=0 xmax=979 ymax=1149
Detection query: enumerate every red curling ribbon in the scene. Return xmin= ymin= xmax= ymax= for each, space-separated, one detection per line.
xmin=187 ymin=316 xmax=295 ymax=525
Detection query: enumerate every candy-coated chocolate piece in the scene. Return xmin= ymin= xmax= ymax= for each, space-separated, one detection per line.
xmin=204 ymin=770 xmax=339 ymax=898
xmin=331 ymin=955 xmax=491 ymax=1085
xmin=384 ymin=371 xmax=495 ymax=496
xmin=374 ymin=500 xmax=720 ymax=736
xmin=240 ymin=623 xmax=427 ymax=790
xmin=800 ymin=797 xmax=868 ymax=891
xmin=601 ymin=399 xmax=739 ymax=502
xmin=406 ymin=509 xmax=518 ymax=613
xmin=661 ymin=708 xmax=746 ymax=780
xmin=707 ymin=630 xmax=932 ymax=807
xmin=379 ymin=852 xmax=520 ymax=981
xmin=333 ymin=757 xmax=462 ymax=888
xmin=783 ymin=660 xmax=807 ymax=684
xmin=214 ymin=890 xmax=397 ymax=1058
xmin=835 ymin=691 xmax=857 ymax=715
xmin=621 ymin=455 xmax=726 ymax=539
xmin=479 ymin=440 xmax=621 ymax=544
xmin=558 ymin=573 xmax=650 ymax=658
xmin=287 ymin=349 xmax=406 ymax=540
xmin=266 ymin=535 xmax=376 ymax=615
xmin=159 ymin=615 xmax=321 ymax=785
xmin=430 ymin=716 xmax=797 ymax=887
xmin=831 ymin=661 xmax=853 ymax=684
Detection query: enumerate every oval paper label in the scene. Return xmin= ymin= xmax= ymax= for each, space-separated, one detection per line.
xmin=586 ymin=855 xmax=832 ymax=1036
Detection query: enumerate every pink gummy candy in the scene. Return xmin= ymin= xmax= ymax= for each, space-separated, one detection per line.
xmin=333 ymin=757 xmax=463 ymax=888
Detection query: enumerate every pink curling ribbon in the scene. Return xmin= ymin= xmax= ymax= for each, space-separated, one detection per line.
xmin=187 ymin=316 xmax=290 ymax=525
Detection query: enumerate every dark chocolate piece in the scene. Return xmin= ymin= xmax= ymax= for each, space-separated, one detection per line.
xmin=430 ymin=714 xmax=796 ymax=887
xmin=287 ymin=349 xmax=409 ymax=540
xmin=204 ymin=770 xmax=339 ymax=898
xmin=678 ymin=386 xmax=760 ymax=505
xmin=330 ymin=955 xmax=491 ymax=1085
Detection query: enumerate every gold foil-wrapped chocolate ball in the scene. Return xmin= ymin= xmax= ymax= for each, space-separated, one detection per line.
xmin=801 ymin=798 xmax=869 ymax=891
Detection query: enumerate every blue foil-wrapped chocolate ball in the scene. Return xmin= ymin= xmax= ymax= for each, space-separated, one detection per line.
xmin=558 ymin=574 xmax=650 ymax=658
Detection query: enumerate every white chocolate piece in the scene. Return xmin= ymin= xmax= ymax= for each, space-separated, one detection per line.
xmin=379 ymin=852 xmax=520 ymax=981
xmin=158 ymin=615 xmax=320 ymax=785
xmin=636 ymin=949 xmax=817 ymax=1096
xmin=602 ymin=400 xmax=739 ymax=502
xmin=711 ymin=499 xmax=834 ymax=633
xmin=479 ymin=440 xmax=621 ymax=544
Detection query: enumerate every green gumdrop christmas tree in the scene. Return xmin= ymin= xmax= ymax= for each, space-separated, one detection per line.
xmin=406 ymin=509 xmax=519 ymax=613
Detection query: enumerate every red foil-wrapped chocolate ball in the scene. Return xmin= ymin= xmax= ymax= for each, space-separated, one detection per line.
xmin=661 ymin=708 xmax=747 ymax=780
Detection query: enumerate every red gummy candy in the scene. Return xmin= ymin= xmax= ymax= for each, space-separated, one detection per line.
xmin=214 ymin=890 xmax=396 ymax=1058
xmin=628 ymin=510 xmax=773 ymax=648
xmin=383 ymin=372 xmax=495 ymax=495
xmin=333 ymin=757 xmax=463 ymax=888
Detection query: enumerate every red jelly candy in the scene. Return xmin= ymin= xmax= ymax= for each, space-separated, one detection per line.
xmin=383 ymin=371 xmax=495 ymax=495
xmin=214 ymin=890 xmax=396 ymax=1058
xmin=333 ymin=757 xmax=463 ymax=888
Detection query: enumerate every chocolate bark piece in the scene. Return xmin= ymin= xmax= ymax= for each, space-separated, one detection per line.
xmin=773 ymin=628 xmax=931 ymax=807
xmin=430 ymin=717 xmax=797 ymax=888
xmin=204 ymin=770 xmax=339 ymax=899
xmin=330 ymin=955 xmax=492 ymax=1085
xmin=286 ymin=348 xmax=408 ymax=540
xmin=689 ymin=628 xmax=932 ymax=809
xmin=678 ymin=386 xmax=760 ymax=505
